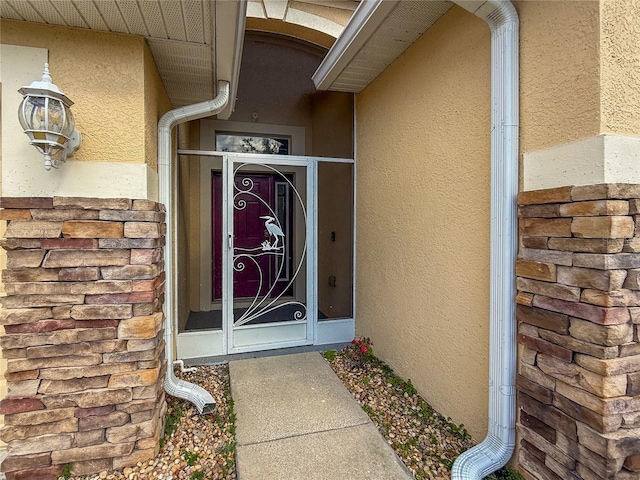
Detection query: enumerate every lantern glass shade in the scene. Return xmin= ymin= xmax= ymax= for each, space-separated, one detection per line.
xmin=17 ymin=63 xmax=80 ymax=170
xmin=18 ymin=94 xmax=75 ymax=150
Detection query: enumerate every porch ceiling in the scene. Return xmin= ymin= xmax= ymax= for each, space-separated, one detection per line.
xmin=313 ymin=0 xmax=454 ymax=92
xmin=0 ymin=0 xmax=229 ymax=108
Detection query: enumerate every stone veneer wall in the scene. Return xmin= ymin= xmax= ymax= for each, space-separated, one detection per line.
xmin=516 ymin=184 xmax=640 ymax=480
xmin=0 ymin=197 xmax=167 ymax=479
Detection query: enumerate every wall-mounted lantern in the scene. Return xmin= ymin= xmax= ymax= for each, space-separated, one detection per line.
xmin=17 ymin=63 xmax=82 ymax=171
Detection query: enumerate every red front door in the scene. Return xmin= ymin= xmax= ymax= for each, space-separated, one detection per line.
xmin=212 ymin=172 xmax=288 ymax=301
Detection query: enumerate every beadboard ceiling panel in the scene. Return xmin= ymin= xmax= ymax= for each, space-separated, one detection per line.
xmin=2 ymin=0 xmax=216 ymax=107
xmin=146 ymin=38 xmax=215 ymax=106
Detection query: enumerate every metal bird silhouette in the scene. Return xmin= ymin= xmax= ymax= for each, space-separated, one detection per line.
xmin=260 ymin=215 xmax=284 ymax=250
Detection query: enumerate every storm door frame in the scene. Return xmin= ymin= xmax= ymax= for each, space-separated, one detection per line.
xmin=176 ymin=148 xmax=356 ymax=358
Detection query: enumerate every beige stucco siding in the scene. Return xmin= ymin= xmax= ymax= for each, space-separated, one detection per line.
xmin=517 ymin=0 xmax=640 ymax=163
xmin=1 ymin=19 xmax=169 ymax=167
xmin=355 ymin=6 xmax=491 ymax=439
xmin=516 ymin=0 xmax=601 ymax=155
xmin=518 ymin=0 xmax=640 ymax=190
xmin=600 ymin=0 xmax=640 ymax=136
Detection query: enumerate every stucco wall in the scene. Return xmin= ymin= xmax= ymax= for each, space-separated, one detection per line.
xmin=313 ymin=91 xmax=354 ymax=319
xmin=1 ymin=19 xmax=169 ymax=167
xmin=355 ymin=6 xmax=491 ymax=439
xmin=600 ymin=0 xmax=640 ymax=137
xmin=178 ymin=122 xmax=202 ymax=330
xmin=354 ymin=0 xmax=640 ymax=444
xmin=518 ymin=0 xmax=640 ymax=191
xmin=229 ymin=32 xmax=326 ymax=155
xmin=515 ymin=0 xmax=601 ymax=156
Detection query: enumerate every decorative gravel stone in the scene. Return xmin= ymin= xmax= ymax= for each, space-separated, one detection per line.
xmin=66 ymin=365 xmax=236 ymax=480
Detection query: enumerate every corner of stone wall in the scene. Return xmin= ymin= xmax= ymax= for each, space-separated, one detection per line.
xmin=516 ymin=184 xmax=640 ymax=480
xmin=0 ymin=196 xmax=167 ymax=479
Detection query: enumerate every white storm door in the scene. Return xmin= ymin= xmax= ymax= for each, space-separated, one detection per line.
xmin=222 ymin=154 xmax=316 ymax=354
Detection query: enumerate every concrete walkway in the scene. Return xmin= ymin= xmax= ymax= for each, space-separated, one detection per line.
xmin=229 ymin=352 xmax=413 ymax=480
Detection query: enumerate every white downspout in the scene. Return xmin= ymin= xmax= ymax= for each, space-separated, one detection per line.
xmin=451 ymin=1 xmax=519 ymax=479
xmin=159 ymin=81 xmax=230 ymax=414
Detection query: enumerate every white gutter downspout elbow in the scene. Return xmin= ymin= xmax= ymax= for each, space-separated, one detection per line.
xmin=452 ymin=1 xmax=519 ymax=479
xmin=159 ymin=81 xmax=230 ymax=414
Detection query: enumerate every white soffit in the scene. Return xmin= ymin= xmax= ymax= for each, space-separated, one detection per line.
xmin=313 ymin=0 xmax=453 ymax=92
xmin=1 ymin=0 xmax=216 ymax=107
xmin=146 ymin=38 xmax=214 ymax=108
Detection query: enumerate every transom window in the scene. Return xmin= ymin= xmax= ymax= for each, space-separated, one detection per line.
xmin=215 ymin=133 xmax=290 ymax=155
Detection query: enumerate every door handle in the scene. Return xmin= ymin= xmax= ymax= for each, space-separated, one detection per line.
xmin=228 ymin=233 xmax=233 ymax=249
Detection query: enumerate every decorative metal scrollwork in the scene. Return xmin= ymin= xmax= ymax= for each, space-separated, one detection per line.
xmin=232 ymin=163 xmax=307 ymax=327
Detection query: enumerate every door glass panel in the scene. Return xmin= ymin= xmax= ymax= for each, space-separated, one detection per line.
xmin=318 ymin=162 xmax=354 ymax=319
xmin=232 ymin=162 xmax=307 ymax=327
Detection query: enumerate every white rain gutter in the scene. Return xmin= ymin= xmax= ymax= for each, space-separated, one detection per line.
xmin=451 ymin=1 xmax=519 ymax=478
xmin=158 ymin=81 xmax=230 ymax=414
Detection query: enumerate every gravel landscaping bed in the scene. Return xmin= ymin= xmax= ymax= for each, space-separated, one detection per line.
xmin=323 ymin=341 xmax=475 ymax=480
xmin=324 ymin=341 xmax=521 ymax=480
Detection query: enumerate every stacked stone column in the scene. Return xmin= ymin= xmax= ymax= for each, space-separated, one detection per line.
xmin=517 ymin=184 xmax=640 ymax=480
xmin=0 ymin=197 xmax=167 ymax=479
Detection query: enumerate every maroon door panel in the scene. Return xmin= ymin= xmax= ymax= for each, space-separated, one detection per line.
xmin=232 ymin=175 xmax=273 ymax=298
xmin=212 ymin=172 xmax=289 ymax=302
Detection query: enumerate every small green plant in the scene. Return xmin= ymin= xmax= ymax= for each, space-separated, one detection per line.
xmin=211 ymin=376 xmax=238 ymax=477
xmin=190 ymin=470 xmax=205 ymax=480
xmin=323 ymin=349 xmax=336 ymax=361
xmin=58 ymin=463 xmax=73 ymax=479
xmin=386 ymin=374 xmax=405 ymax=389
xmin=445 ymin=417 xmax=470 ymax=441
xmin=218 ymin=440 xmax=237 ymax=455
xmin=184 ymin=450 xmax=200 ymax=467
xmin=486 ymin=466 xmax=524 ymax=480
xmin=160 ymin=402 xmax=184 ymax=448
xmin=405 ymin=378 xmax=417 ymax=396
xmin=228 ymin=397 xmax=237 ymax=437
xmin=361 ymin=404 xmax=375 ymax=417
xmin=419 ymin=402 xmax=434 ymax=419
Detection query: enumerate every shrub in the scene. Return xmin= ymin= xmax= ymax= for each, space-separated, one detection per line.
xmin=343 ymin=337 xmax=374 ymax=369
